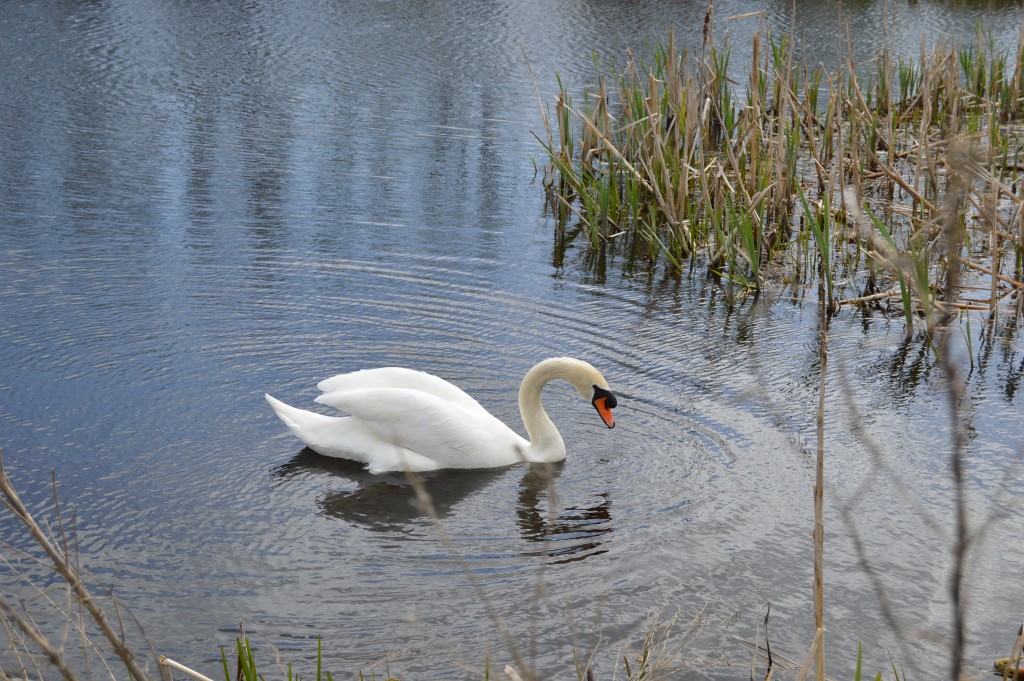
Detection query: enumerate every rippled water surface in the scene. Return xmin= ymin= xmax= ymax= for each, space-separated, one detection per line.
xmin=2 ymin=1 xmax=1023 ymax=678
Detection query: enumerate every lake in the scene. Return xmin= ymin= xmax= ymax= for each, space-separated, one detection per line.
xmin=1 ymin=1 xmax=1023 ymax=679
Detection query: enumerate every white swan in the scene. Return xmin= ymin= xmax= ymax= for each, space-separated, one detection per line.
xmin=264 ymin=357 xmax=617 ymax=474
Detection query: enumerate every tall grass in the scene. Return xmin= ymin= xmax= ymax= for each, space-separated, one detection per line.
xmin=537 ymin=20 xmax=1024 ymax=332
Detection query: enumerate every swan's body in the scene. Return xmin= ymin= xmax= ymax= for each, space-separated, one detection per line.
xmin=265 ymin=357 xmax=617 ymax=473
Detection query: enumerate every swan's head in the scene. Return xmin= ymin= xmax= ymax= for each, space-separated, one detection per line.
xmin=522 ymin=357 xmax=619 ymax=433
xmin=560 ymin=359 xmax=617 ymax=429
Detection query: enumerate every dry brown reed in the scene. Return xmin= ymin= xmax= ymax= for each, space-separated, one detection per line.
xmin=0 ymin=450 xmax=162 ymax=681
xmin=538 ymin=18 xmax=1024 ymax=332
xmin=0 ymin=453 xmax=307 ymax=681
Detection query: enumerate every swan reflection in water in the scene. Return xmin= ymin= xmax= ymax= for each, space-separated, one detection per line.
xmin=272 ymin=450 xmax=613 ymax=563
xmin=516 ymin=465 xmax=612 ymax=564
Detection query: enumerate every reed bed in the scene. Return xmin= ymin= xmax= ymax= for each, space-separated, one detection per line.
xmin=537 ymin=19 xmax=1024 ymax=335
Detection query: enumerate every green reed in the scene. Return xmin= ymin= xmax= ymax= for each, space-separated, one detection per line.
xmin=537 ymin=20 xmax=1024 ymax=327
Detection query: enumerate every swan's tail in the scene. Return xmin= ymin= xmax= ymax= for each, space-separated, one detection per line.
xmin=265 ymin=393 xmax=346 ymax=449
xmin=265 ymin=393 xmax=417 ymax=470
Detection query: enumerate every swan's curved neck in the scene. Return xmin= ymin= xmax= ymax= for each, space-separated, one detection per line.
xmin=518 ymin=359 xmax=572 ymax=462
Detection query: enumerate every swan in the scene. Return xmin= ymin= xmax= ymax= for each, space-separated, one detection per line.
xmin=264 ymin=357 xmax=617 ymax=473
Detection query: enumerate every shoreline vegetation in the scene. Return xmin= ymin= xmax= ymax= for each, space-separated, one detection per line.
xmin=534 ymin=13 xmax=1024 ymax=681
xmin=3 ymin=12 xmax=1024 ymax=681
xmin=534 ymin=11 xmax=1024 ymax=344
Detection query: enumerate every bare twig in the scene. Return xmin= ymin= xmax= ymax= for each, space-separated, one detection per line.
xmin=404 ymin=470 xmax=532 ymax=679
xmin=0 ymin=592 xmax=82 ymax=681
xmin=938 ymin=143 xmax=972 ymax=681
xmin=0 ymin=450 xmax=151 ymax=681
xmin=813 ymin=240 xmax=828 ymax=681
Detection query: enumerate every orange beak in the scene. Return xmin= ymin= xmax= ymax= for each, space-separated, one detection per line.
xmin=591 ymin=386 xmax=617 ymax=429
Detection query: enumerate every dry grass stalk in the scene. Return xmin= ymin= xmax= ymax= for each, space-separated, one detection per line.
xmin=0 ymin=450 xmax=153 ymax=681
xmin=0 ymin=592 xmax=83 ymax=681
xmin=998 ymin=624 xmax=1024 ymax=681
xmin=936 ymin=152 xmax=971 ymax=681
xmin=792 ymin=628 xmax=825 ymax=681
xmin=403 ymin=469 xmax=535 ymax=680
xmin=813 ymin=278 xmax=828 ymax=681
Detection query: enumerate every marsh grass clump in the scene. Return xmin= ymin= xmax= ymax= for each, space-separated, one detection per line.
xmin=537 ymin=20 xmax=1024 ymax=332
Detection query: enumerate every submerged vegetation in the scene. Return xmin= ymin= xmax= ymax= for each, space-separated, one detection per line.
xmin=536 ymin=14 xmax=1024 ymax=337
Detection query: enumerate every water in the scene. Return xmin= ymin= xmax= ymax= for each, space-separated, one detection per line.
xmin=1 ymin=1 xmax=1023 ymax=678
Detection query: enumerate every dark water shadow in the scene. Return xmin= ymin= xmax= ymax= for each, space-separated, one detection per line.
xmin=515 ymin=464 xmax=613 ymax=564
xmin=271 ymin=448 xmax=510 ymax=531
xmin=272 ymin=451 xmax=615 ymax=563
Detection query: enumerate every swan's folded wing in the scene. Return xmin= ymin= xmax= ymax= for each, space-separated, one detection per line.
xmin=315 ymin=387 xmax=525 ymax=469
xmin=316 ymin=368 xmax=489 ymax=416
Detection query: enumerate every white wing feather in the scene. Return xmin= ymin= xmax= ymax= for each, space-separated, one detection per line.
xmin=317 ymin=368 xmax=488 ymax=415
xmin=315 ymin=388 xmax=528 ymax=470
